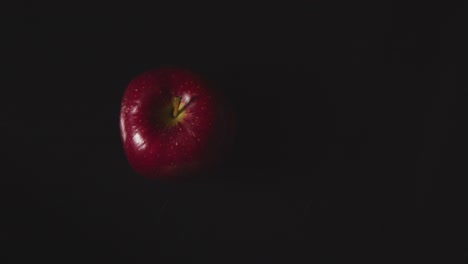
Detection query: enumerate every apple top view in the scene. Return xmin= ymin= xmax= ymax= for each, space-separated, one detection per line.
xmin=119 ymin=67 xmax=235 ymax=180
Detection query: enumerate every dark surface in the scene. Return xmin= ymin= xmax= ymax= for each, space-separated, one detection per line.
xmin=3 ymin=4 xmax=467 ymax=263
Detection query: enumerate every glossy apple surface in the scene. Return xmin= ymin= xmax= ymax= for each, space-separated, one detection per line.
xmin=119 ymin=67 xmax=235 ymax=180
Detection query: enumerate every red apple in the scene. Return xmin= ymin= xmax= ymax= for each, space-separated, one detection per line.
xmin=119 ymin=67 xmax=235 ymax=180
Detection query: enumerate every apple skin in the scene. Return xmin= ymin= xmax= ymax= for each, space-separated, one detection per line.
xmin=119 ymin=67 xmax=235 ymax=180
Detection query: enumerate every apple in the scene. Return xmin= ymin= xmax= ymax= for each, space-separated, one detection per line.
xmin=119 ymin=67 xmax=235 ymax=180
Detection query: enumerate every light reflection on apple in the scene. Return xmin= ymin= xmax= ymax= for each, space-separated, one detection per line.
xmin=120 ymin=117 xmax=126 ymax=141
xmin=132 ymin=132 xmax=146 ymax=150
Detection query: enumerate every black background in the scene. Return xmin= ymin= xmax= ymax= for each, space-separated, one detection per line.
xmin=3 ymin=3 xmax=468 ymax=263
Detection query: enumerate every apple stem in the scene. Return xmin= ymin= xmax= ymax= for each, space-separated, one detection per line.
xmin=172 ymin=96 xmax=182 ymax=117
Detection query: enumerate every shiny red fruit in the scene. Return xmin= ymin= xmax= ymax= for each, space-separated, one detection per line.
xmin=120 ymin=67 xmax=235 ymax=180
